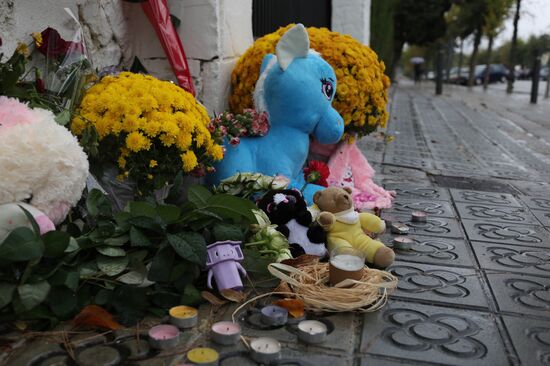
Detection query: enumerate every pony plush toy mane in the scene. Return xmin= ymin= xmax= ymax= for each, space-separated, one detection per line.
xmin=210 ymin=24 xmax=344 ymax=203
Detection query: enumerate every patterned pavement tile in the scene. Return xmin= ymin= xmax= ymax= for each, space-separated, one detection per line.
xmin=520 ymin=196 xmax=550 ymax=211
xmin=388 ymin=262 xmax=488 ymax=308
xmin=486 ymin=272 xmax=550 ymax=318
xmin=450 ymin=189 xmax=523 ymax=207
xmin=510 ymin=180 xmax=550 ymax=196
xmin=462 ymin=219 xmax=550 ymax=248
xmin=360 ymin=355 xmax=432 ymax=365
xmin=384 ymin=185 xmax=451 ymax=202
xmin=386 ymin=215 xmax=464 ymax=239
xmin=502 ymin=315 xmax=550 ymax=366
xmin=454 ymin=202 xmax=539 ymax=225
xmin=383 ymin=156 xmax=435 ymax=170
xmin=472 ymin=241 xmax=550 ymax=277
xmin=531 ymin=209 xmax=550 ymax=227
xmin=360 ymin=300 xmax=508 ymax=365
xmin=382 ymin=233 xmax=475 ymax=268
xmin=387 ymin=198 xmax=456 ymax=219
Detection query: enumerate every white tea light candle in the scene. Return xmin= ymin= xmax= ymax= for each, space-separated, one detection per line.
xmin=250 ymin=337 xmax=281 ymax=364
xmin=392 ymin=236 xmax=413 ymax=250
xmin=211 ymin=321 xmax=241 ymax=345
xmin=329 ymin=247 xmax=365 ymax=286
xmin=297 ymin=320 xmax=328 ymax=344
xmin=411 ymin=211 xmax=427 ymax=222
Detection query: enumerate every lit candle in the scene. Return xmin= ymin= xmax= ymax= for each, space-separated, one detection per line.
xmin=392 ymin=236 xmax=413 ymax=250
xmin=169 ymin=305 xmax=198 ymax=329
xmin=411 ymin=211 xmax=427 ymax=222
xmin=211 ymin=321 xmax=241 ymax=345
xmin=148 ymin=324 xmax=180 ymax=350
xmin=329 ymin=247 xmax=365 ymax=286
xmin=187 ymin=347 xmax=219 ymax=366
xmin=297 ymin=320 xmax=328 ymax=344
xmin=260 ymin=305 xmax=288 ymax=326
xmin=249 ymin=337 xmax=281 ymax=364
xmin=390 ymin=221 xmax=409 ymax=234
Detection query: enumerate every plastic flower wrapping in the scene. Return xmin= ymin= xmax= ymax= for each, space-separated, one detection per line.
xmin=229 ymin=25 xmax=390 ymax=138
xmin=72 ymin=72 xmax=224 ymax=196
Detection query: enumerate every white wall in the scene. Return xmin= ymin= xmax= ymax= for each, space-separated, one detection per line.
xmin=0 ymin=0 xmax=253 ymax=115
xmin=331 ymin=0 xmax=371 ymax=45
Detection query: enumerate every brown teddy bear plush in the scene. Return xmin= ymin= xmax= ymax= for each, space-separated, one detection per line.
xmin=314 ymin=186 xmax=395 ymax=268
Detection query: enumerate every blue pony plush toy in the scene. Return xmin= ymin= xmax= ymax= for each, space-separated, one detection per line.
xmin=209 ymin=24 xmax=344 ymax=204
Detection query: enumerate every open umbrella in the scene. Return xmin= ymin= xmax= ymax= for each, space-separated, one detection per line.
xmin=410 ymin=57 xmax=425 ymax=64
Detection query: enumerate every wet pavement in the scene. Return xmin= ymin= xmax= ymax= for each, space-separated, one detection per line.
xmin=5 ymin=83 xmax=550 ymax=365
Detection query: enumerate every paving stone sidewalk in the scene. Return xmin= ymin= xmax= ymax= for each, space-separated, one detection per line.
xmin=4 ymin=84 xmax=550 ymax=365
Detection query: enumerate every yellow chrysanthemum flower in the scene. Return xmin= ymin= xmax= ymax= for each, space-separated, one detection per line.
xmin=181 ymin=150 xmax=198 ymax=172
xmin=72 ymin=72 xmax=223 ymax=196
xmin=229 ymin=25 xmax=390 ymax=138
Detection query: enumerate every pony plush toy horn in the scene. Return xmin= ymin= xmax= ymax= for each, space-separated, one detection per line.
xmin=210 ymin=24 xmax=344 ymax=203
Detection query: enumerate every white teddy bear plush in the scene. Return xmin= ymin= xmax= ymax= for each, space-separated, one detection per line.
xmin=0 ymin=96 xmax=89 ymax=227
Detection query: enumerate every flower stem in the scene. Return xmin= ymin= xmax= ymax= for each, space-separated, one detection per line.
xmin=244 ymin=239 xmax=268 ymax=247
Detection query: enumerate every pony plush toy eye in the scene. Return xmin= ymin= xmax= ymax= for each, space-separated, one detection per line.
xmin=209 ymin=24 xmax=344 ymax=204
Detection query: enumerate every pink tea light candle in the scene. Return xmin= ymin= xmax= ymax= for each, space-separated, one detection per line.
xmin=148 ymin=324 xmax=180 ymax=350
xmin=211 ymin=321 xmax=241 ymax=345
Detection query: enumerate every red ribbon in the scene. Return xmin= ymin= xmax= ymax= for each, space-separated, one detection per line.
xmin=141 ymin=0 xmax=196 ymax=96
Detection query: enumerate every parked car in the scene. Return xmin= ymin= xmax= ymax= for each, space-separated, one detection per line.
xmin=458 ymin=64 xmax=509 ymax=85
xmin=449 ymin=67 xmax=470 ymax=84
xmin=540 ymin=66 xmax=549 ymax=81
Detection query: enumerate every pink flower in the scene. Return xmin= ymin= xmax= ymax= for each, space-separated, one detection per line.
xmin=229 ymin=136 xmax=240 ymax=146
xmin=207 ymin=122 xmax=216 ymax=133
xmin=220 ymin=126 xmax=228 ymax=135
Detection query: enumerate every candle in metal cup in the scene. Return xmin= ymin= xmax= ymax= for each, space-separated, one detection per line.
xmin=148 ymin=324 xmax=180 ymax=350
xmin=169 ymin=305 xmax=198 ymax=328
xmin=392 ymin=236 xmax=414 ymax=250
xmin=390 ymin=222 xmax=409 ymax=234
xmin=211 ymin=321 xmax=241 ymax=345
xmin=187 ymin=347 xmax=219 ymax=366
xmin=297 ymin=320 xmax=328 ymax=344
xmin=329 ymin=252 xmax=364 ymax=286
xmin=250 ymin=337 xmax=281 ymax=364
xmin=260 ymin=305 xmax=288 ymax=326
xmin=411 ymin=211 xmax=427 ymax=222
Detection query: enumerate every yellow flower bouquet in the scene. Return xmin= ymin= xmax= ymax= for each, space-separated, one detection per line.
xmin=229 ymin=25 xmax=390 ymax=138
xmin=72 ymin=72 xmax=223 ymax=196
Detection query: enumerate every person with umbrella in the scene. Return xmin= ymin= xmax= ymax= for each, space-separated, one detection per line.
xmin=410 ymin=57 xmax=425 ymax=84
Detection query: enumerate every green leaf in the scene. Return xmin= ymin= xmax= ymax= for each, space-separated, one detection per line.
xmin=96 ymin=246 xmax=126 ymax=257
xmin=42 ymin=231 xmax=70 ymax=257
xmin=117 ymin=271 xmax=150 ymax=286
xmin=0 ymin=282 xmax=16 ymax=309
xmin=47 ymin=287 xmax=77 ymax=318
xmin=212 ymin=223 xmax=244 ymax=242
xmin=167 ymin=232 xmax=206 ymax=265
xmin=205 ymin=194 xmax=257 ymax=223
xmin=49 ymin=270 xmax=79 ymax=291
xmin=187 ymin=185 xmax=212 ymax=207
xmin=114 ymin=211 xmax=132 ymax=231
xmin=0 ymin=227 xmax=44 ymax=262
xmin=54 ymin=110 xmax=71 ymax=126
xmin=65 ymin=237 xmax=79 ymax=253
xmin=79 ymin=261 xmax=99 ymax=277
xmin=94 ymin=289 xmax=112 ymax=305
xmin=129 ymin=227 xmax=152 ymax=247
xmin=18 ymin=281 xmax=51 ymax=310
xmin=157 ymin=205 xmax=181 ymax=224
xmin=97 ymin=255 xmax=129 ymax=277
xmin=86 ymin=189 xmax=112 ymax=217
xmin=180 ymin=283 xmax=202 ymax=306
xmin=129 ymin=201 xmax=157 ymax=218
xmin=104 ymin=234 xmax=129 ymax=247
xmin=128 ymin=216 xmax=163 ymax=233
xmin=18 ymin=205 xmax=41 ymax=237
xmin=166 ymin=171 xmax=184 ymax=204
xmin=148 ymin=246 xmax=175 ymax=282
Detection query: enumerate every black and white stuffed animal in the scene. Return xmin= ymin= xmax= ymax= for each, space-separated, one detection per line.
xmin=257 ymin=189 xmax=327 ymax=258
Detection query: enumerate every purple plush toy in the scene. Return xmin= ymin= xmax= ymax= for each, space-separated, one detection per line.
xmin=206 ymin=240 xmax=247 ymax=292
